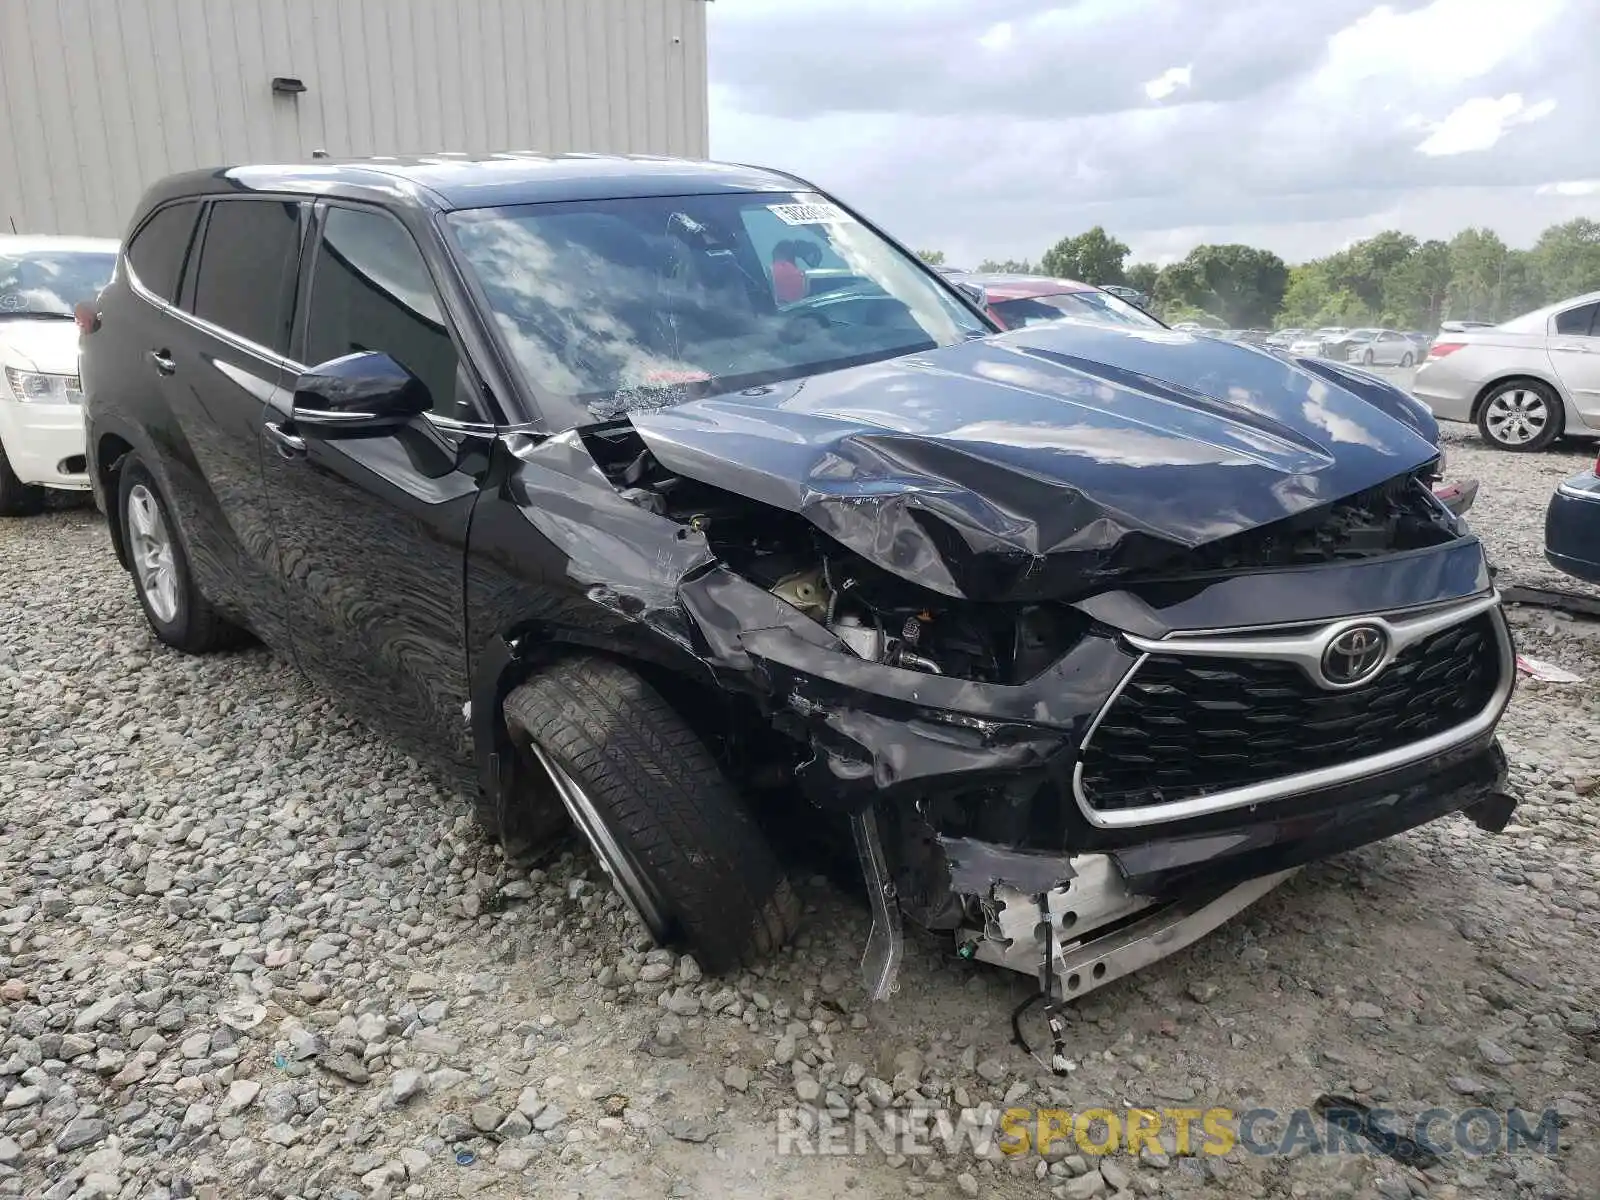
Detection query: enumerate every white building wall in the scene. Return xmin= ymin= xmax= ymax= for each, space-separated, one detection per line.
xmin=0 ymin=0 xmax=710 ymax=238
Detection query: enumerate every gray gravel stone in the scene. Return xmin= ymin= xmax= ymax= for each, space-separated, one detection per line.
xmin=54 ymin=1117 xmax=109 ymax=1151
xmin=0 ymin=436 xmax=1595 ymax=1200
xmin=390 ymin=1068 xmax=426 ymax=1104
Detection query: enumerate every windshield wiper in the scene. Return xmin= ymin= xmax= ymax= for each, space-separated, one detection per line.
xmin=0 ymin=310 xmax=75 ymax=320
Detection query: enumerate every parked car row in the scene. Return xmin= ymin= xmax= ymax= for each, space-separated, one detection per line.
xmin=1277 ymin=326 xmax=1424 ymax=365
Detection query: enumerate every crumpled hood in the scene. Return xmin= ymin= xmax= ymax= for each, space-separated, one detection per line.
xmin=628 ymin=322 xmax=1443 ymax=601
xmin=0 ymin=320 xmax=81 ymax=375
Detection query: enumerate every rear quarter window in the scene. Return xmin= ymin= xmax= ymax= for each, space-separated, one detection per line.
xmin=1554 ymin=302 xmax=1599 ymax=336
xmin=125 ymin=201 xmax=202 ymax=302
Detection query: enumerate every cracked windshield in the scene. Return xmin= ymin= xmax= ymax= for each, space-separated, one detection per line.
xmin=448 ymin=192 xmax=987 ymax=427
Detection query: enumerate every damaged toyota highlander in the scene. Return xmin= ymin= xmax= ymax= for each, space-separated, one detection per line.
xmin=81 ymin=157 xmax=1517 ymax=1012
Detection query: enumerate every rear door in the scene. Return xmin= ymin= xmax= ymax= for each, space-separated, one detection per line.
xmin=1548 ymin=301 xmax=1600 ymax=426
xmin=263 ymin=201 xmax=493 ymax=772
xmin=149 ymin=196 xmax=306 ymax=652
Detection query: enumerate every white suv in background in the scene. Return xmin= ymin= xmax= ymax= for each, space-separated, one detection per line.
xmin=1413 ymin=291 xmax=1600 ymax=452
xmin=0 ymin=236 xmax=119 ymax=514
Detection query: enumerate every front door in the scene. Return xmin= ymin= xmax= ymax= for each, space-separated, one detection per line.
xmin=262 ymin=202 xmax=495 ymax=773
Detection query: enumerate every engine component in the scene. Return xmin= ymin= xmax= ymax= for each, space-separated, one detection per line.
xmin=769 ymin=567 xmax=830 ymax=621
xmin=830 ymin=613 xmax=884 ymax=662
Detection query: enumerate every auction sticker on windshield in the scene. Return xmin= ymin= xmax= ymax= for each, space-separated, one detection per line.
xmin=768 ymin=202 xmax=856 ymax=226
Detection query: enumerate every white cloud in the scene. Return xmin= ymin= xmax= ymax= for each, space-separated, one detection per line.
xmin=1537 ymin=179 xmax=1600 ymax=196
xmin=1318 ymin=0 xmax=1565 ymax=92
xmin=1144 ymin=65 xmax=1192 ymax=101
xmin=978 ymin=21 xmax=1013 ymax=51
xmin=1416 ymin=93 xmax=1558 ymax=156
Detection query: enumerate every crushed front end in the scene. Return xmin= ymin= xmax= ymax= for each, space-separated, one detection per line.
xmin=658 ymin=461 xmax=1516 ymax=1007
xmin=512 ymin=322 xmax=1520 ymax=1009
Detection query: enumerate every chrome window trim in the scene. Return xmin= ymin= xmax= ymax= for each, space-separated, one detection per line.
xmin=1071 ymin=590 xmax=1513 ymax=829
xmin=131 ymin=264 xmax=499 ymax=437
xmin=127 ymin=269 xmax=301 ymax=373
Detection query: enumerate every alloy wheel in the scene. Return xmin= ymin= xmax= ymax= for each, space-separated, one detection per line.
xmin=125 ymin=483 xmax=180 ymax=623
xmin=524 ymin=739 xmax=672 ymax=941
xmin=1483 ymin=388 xmax=1549 ymax=447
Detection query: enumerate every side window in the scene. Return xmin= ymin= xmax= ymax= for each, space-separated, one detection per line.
xmin=1554 ymin=302 xmax=1599 ymax=337
xmin=191 ymin=200 xmax=303 ymax=353
xmin=126 ymin=201 xmax=202 ymax=302
xmin=304 ymin=206 xmax=469 ymax=420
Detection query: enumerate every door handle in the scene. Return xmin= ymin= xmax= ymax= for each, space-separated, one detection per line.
xmin=264 ymin=420 xmax=306 ymax=459
xmin=149 ymin=349 xmax=176 ymax=375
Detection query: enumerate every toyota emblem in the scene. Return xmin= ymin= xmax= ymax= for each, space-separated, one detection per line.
xmin=1320 ymin=624 xmax=1389 ymax=687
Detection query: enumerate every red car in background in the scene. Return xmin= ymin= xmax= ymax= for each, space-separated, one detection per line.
xmin=962 ymin=273 xmax=1164 ymax=331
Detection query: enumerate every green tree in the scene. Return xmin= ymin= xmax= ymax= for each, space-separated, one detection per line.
xmin=1384 ymin=239 xmax=1451 ymax=329
xmin=1159 ymin=244 xmax=1289 ymax=328
xmin=1531 ymin=218 xmax=1600 ymax=302
xmin=1125 ymin=262 xmax=1160 ymax=297
xmin=1040 ymin=227 xmax=1130 ymax=285
xmin=1445 ymin=228 xmax=1510 ymax=321
xmin=983 ymin=216 xmax=1599 ymax=332
xmin=915 ymin=249 xmax=947 ymax=266
xmin=975 ymin=258 xmax=1037 ymax=274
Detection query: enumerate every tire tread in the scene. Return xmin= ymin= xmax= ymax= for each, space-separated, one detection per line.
xmin=504 ymin=657 xmax=799 ymax=972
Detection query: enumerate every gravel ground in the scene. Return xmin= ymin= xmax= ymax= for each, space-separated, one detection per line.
xmin=2 ymin=427 xmax=1598 ymax=1200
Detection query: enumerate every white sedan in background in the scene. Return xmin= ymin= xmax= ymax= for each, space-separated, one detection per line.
xmin=1413 ymin=290 xmax=1600 ymax=451
xmin=1342 ymin=328 xmax=1421 ymax=367
xmin=0 ymin=236 xmax=118 ymax=514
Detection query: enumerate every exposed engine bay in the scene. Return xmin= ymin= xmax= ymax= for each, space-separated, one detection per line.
xmin=565 ymin=414 xmax=1507 ymax=1033
xmin=482 ymin=310 xmax=1522 ymax=1039
xmin=584 ymin=420 xmax=1462 ymax=687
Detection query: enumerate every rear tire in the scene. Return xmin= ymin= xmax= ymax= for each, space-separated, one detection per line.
xmin=0 ymin=441 xmax=46 ymax=516
xmin=1400 ymin=351 xmax=1414 ymax=367
xmin=1476 ymin=379 xmax=1562 ymax=452
xmin=502 ymin=656 xmax=800 ymax=972
xmin=117 ymin=458 xmax=248 ymax=652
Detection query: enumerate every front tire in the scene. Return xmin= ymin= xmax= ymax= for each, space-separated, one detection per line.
xmin=1361 ymin=348 xmax=1375 ymax=365
xmin=1477 ymin=379 xmax=1562 ymax=452
xmin=0 ymin=441 xmax=46 ymax=516
xmin=502 ymin=656 xmax=799 ymax=972
xmin=117 ymin=458 xmax=247 ymax=652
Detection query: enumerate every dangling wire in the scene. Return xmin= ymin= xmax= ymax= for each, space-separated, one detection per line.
xmin=1008 ymin=890 xmax=1074 ymax=1076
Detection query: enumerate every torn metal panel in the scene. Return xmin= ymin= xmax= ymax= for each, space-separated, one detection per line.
xmin=630 ymin=322 xmax=1443 ymax=602
xmin=940 ymin=837 xmax=1083 ymax=895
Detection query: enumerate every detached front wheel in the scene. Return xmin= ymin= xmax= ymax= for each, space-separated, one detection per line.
xmin=502 ymin=656 xmax=799 ymax=973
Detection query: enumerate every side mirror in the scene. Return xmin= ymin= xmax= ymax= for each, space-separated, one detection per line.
xmin=292 ymin=351 xmax=430 ymax=433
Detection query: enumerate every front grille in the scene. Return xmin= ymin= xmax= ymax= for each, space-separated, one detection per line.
xmin=1078 ymin=613 xmax=1502 ymax=812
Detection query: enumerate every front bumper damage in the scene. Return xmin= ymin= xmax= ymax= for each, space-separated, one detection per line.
xmin=678 ymin=539 xmax=1517 ymax=1014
